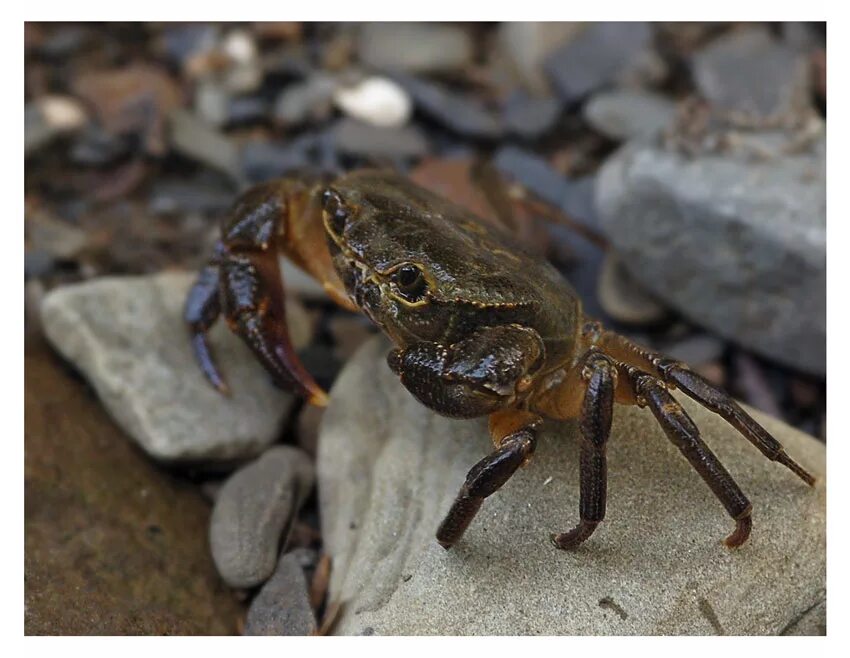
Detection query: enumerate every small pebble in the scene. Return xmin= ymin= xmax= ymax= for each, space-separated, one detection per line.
xmin=333 ymin=77 xmax=412 ymax=129
xmin=210 ymin=446 xmax=315 ymax=589
xmin=332 ymin=118 xmax=429 ymax=159
xmin=244 ymin=551 xmax=317 ymax=636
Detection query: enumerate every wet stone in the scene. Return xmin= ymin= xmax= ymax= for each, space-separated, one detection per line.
xmin=241 ymin=141 xmax=310 ymax=183
xmin=318 ymin=337 xmax=825 ymax=635
xmin=210 ymin=446 xmax=315 ymax=589
xmin=40 ymin=272 xmax=312 ymax=462
xmin=597 ymin=252 xmax=669 ymax=326
xmin=544 ymin=22 xmax=653 ymax=104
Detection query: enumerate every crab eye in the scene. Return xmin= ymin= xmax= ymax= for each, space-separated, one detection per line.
xmin=392 ymin=264 xmax=428 ymax=302
xmin=322 ymin=188 xmax=348 ymax=235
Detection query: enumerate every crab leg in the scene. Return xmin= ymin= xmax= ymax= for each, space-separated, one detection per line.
xmin=437 ymin=421 xmax=540 ymax=549
xmin=551 ymin=351 xmax=617 ymax=550
xmin=630 ymin=369 xmax=753 ymax=548
xmin=590 ymin=324 xmax=815 ymax=486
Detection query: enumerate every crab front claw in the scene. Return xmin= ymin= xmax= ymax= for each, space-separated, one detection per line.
xmin=184 ymin=178 xmax=355 ymax=407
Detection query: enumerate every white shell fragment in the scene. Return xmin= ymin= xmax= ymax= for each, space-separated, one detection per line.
xmin=333 ymin=77 xmax=413 ymax=129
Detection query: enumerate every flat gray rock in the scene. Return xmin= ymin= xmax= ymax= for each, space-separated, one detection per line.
xmin=319 ymin=337 xmax=825 ymax=635
xmin=41 ymin=272 xmax=311 ymax=462
xmin=595 ymin=135 xmax=825 ymax=375
xmin=211 ymin=446 xmax=314 ymax=589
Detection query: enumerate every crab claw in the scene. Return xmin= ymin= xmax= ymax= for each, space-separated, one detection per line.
xmin=236 ymin=309 xmax=329 ymax=407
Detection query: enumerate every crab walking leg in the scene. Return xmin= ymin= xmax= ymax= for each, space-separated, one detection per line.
xmin=551 ymin=352 xmax=617 ymax=550
xmin=592 ymin=325 xmax=815 ymax=487
xmin=437 ymin=422 xmax=540 ymax=549
xmin=629 ymin=369 xmax=753 ymax=548
xmin=185 ymin=253 xmax=228 ymax=393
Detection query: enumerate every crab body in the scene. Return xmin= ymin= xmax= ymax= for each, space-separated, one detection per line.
xmin=186 ymin=169 xmax=814 ymax=552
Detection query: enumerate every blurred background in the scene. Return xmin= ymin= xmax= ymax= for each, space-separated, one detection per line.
xmin=24 ymin=22 xmax=826 ymax=634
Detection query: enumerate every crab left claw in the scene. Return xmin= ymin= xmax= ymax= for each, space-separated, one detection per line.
xmin=184 ymin=178 xmax=354 ymax=407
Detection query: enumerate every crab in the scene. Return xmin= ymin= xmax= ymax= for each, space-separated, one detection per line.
xmin=185 ymin=169 xmax=814 ymax=551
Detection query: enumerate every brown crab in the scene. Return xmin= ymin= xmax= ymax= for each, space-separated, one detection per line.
xmin=185 ymin=169 xmax=814 ymax=551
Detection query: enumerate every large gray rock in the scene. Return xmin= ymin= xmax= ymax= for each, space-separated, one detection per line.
xmin=210 ymin=446 xmax=315 ymax=589
xmin=41 ymin=272 xmax=311 ymax=461
xmin=319 ymin=337 xmax=825 ymax=635
xmin=595 ymin=135 xmax=825 ymax=375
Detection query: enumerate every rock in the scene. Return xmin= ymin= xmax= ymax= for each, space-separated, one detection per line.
xmin=656 ymin=332 xmax=726 ymax=366
xmin=333 ymin=76 xmax=412 ymax=129
xmin=395 ymin=75 xmax=503 ymax=139
xmin=241 ymin=140 xmax=311 ymax=183
xmin=503 ymin=93 xmax=563 ymax=140
xmin=160 ymin=23 xmax=219 ymax=69
xmin=358 ymin=23 xmax=472 ymax=73
xmin=195 ymin=79 xmax=230 ymax=127
xmin=544 ymin=22 xmax=654 ymax=104
xmin=40 ymin=272 xmax=312 ymax=462
xmin=244 ymin=552 xmax=317 ymax=635
xmin=691 ymin=27 xmax=811 ymax=119
xmin=496 ymin=22 xmax=585 ymax=95
xmin=318 ymin=337 xmax=825 ymax=635
xmin=25 ymin=337 xmax=244 ymax=634
xmin=597 ymin=252 xmax=669 ymax=325
xmin=584 ymin=89 xmax=676 ymax=141
xmin=210 ymin=446 xmax=315 ymax=589
xmin=73 ymin=64 xmax=183 ymax=156
xmin=332 ymin=118 xmax=429 ymax=159
xmin=227 ymin=95 xmax=268 ymax=126
xmin=25 ymin=95 xmax=88 ymax=155
xmin=595 ymin=136 xmax=825 ymax=375
xmin=169 ymin=109 xmax=243 ymax=184
xmin=273 ymin=75 xmax=338 ymax=126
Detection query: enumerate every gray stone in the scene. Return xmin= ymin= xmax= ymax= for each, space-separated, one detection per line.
xmin=244 ymin=551 xmax=317 ymax=635
xmin=597 ymin=252 xmax=669 ymax=325
xmin=273 ymin=75 xmax=338 ymax=126
xmin=595 ymin=136 xmax=825 ymax=375
xmin=691 ymin=27 xmax=811 ymax=119
xmin=497 ymin=22 xmax=585 ymax=95
xmin=396 ymin=75 xmax=503 ymax=139
xmin=169 ymin=109 xmax=243 ymax=184
xmin=544 ymin=22 xmax=653 ymax=104
xmin=332 ymin=118 xmax=429 ymax=159
xmin=41 ymin=272 xmax=312 ymax=461
xmin=358 ymin=23 xmax=473 ymax=73
xmin=211 ymin=446 xmax=315 ymax=589
xmin=241 ymin=141 xmax=310 ymax=183
xmin=584 ymin=89 xmax=676 ymax=141
xmin=503 ymin=94 xmax=563 ymax=140
xmin=319 ymin=337 xmax=825 ymax=635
